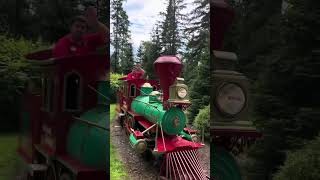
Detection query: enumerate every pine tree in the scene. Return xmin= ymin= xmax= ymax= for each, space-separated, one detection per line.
xmin=111 ymin=0 xmax=132 ymax=73
xmin=183 ymin=0 xmax=210 ymax=122
xmin=98 ymin=0 xmax=109 ymax=26
xmin=159 ymin=0 xmax=186 ymax=55
xmin=136 ymin=44 xmax=143 ymax=64
xmin=236 ymin=0 xmax=320 ymax=179
xmin=120 ymin=42 xmax=134 ymax=74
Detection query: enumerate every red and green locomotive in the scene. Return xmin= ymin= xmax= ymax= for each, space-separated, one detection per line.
xmin=116 ymin=56 xmax=208 ymax=179
xmin=17 ymin=50 xmax=109 ymax=180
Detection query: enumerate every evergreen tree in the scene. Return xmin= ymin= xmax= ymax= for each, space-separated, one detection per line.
xmin=111 ymin=0 xmax=133 ymax=73
xmin=98 ymin=0 xmax=109 ymax=26
xmin=187 ymin=47 xmax=210 ymax=123
xmin=234 ymin=0 xmax=320 ymax=179
xmin=159 ymin=0 xmax=186 ymax=55
xmin=136 ymin=44 xmax=143 ymax=64
xmin=137 ymin=25 xmax=162 ymax=79
xmin=120 ymin=42 xmax=134 ymax=74
xmin=183 ymin=0 xmax=210 ymax=122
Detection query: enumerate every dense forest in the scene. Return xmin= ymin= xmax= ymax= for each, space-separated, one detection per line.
xmin=221 ymin=0 xmax=320 ymax=179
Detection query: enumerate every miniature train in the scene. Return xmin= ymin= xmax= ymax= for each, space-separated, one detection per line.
xmin=116 ymin=56 xmax=208 ymax=179
xmin=17 ymin=50 xmax=109 ymax=180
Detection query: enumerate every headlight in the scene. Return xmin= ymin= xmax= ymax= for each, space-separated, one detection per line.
xmin=177 ymin=87 xmax=187 ymax=98
xmin=216 ymin=83 xmax=246 ymax=116
xmin=191 ymin=134 xmax=199 ymax=142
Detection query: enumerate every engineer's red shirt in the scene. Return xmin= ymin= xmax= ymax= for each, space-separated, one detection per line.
xmin=52 ymin=32 xmax=106 ymax=58
xmin=127 ymin=69 xmax=145 ymax=80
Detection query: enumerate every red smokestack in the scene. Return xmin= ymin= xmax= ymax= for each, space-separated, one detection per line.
xmin=211 ymin=0 xmax=235 ymax=50
xmin=154 ymin=56 xmax=182 ymax=105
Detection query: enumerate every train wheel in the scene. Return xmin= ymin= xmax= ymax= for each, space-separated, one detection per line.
xmin=46 ymin=165 xmax=57 ymax=180
xmin=142 ymin=149 xmax=153 ymax=161
xmin=119 ymin=114 xmax=124 ymax=127
xmin=158 ymin=176 xmax=169 ymax=180
xmin=125 ymin=116 xmax=135 ymax=135
xmin=59 ymin=172 xmax=73 ymax=180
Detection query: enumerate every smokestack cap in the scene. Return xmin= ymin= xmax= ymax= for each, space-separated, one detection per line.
xmin=154 ymin=55 xmax=182 ymax=65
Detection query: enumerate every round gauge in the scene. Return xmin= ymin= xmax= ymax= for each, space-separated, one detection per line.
xmin=216 ymin=83 xmax=246 ymax=116
xmin=177 ymin=87 xmax=187 ymax=98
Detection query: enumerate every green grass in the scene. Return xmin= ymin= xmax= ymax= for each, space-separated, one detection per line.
xmin=0 ymin=134 xmax=18 ymax=180
xmin=110 ymin=104 xmax=116 ymax=123
xmin=110 ymin=104 xmax=129 ymax=180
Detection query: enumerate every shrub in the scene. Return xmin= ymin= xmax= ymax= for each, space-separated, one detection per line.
xmin=110 ymin=73 xmax=124 ymax=103
xmin=0 ymin=35 xmax=46 ymax=131
xmin=273 ymin=135 xmax=320 ymax=180
xmin=193 ymin=105 xmax=210 ymax=140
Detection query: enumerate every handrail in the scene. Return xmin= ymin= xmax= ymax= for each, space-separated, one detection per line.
xmin=87 ymin=84 xmax=110 ymax=101
xmin=72 ymin=116 xmax=109 ymax=131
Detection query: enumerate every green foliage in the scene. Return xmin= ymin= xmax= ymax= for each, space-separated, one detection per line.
xmin=139 ymin=41 xmax=161 ymax=79
xmin=186 ymin=43 xmax=210 ymax=123
xmin=111 ymin=0 xmax=134 ymax=73
xmin=119 ymin=42 xmax=134 ymax=74
xmin=183 ymin=0 xmax=210 ymax=123
xmin=160 ymin=0 xmax=186 ymax=55
xmin=0 ymin=35 xmax=45 ymax=131
xmin=225 ymin=0 xmax=320 ymax=179
xmin=273 ymin=135 xmax=320 ymax=180
xmin=193 ymin=105 xmax=210 ymax=139
xmin=0 ymin=0 xmax=84 ymax=42
xmin=1 ymin=0 xmax=108 ymax=42
xmin=98 ymin=0 xmax=110 ymax=27
xmin=110 ymin=73 xmax=123 ymax=103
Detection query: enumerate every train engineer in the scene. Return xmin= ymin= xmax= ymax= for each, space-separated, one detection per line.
xmin=53 ymin=6 xmax=108 ymax=58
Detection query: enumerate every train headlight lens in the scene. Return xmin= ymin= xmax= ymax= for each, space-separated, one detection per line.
xmin=216 ymin=83 xmax=246 ymax=116
xmin=177 ymin=88 xmax=187 ymax=98
xmin=191 ymin=134 xmax=199 ymax=142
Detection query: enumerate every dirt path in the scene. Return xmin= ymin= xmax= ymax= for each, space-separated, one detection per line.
xmin=111 ymin=118 xmax=210 ymax=180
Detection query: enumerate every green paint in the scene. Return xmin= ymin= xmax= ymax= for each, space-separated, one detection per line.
xmin=163 ymin=108 xmax=186 ymax=135
xmin=21 ymin=111 xmax=30 ymax=134
xmin=131 ymin=96 xmax=186 ymax=135
xmin=97 ymin=81 xmax=110 ymax=105
xmin=179 ymin=131 xmax=192 ymax=141
xmin=211 ymin=144 xmax=242 ymax=180
xmin=140 ymin=86 xmax=153 ymax=95
xmin=152 ymin=150 xmax=165 ymax=158
xmin=66 ymin=105 xmax=109 ymax=168
xmin=129 ymin=133 xmax=137 ymax=146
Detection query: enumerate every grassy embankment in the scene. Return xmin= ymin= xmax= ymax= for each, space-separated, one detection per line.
xmin=0 ymin=134 xmax=18 ymax=180
xmin=110 ymin=104 xmax=129 ymax=180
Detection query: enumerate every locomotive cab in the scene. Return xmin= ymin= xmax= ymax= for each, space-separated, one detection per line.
xmin=18 ymin=50 xmax=109 ymax=180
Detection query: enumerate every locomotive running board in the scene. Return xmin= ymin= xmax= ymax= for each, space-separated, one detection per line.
xmin=159 ymin=149 xmax=207 ymax=180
